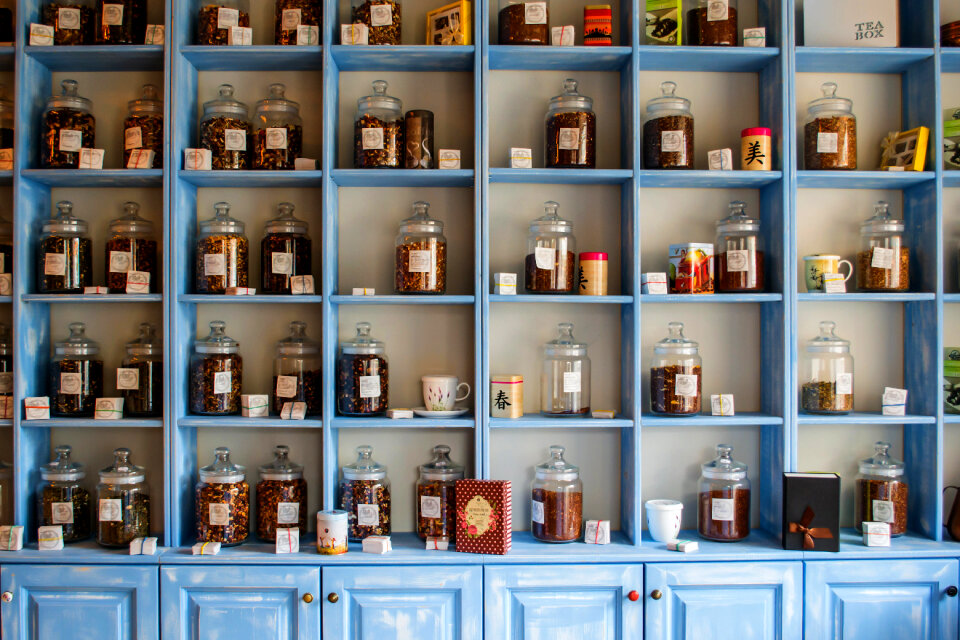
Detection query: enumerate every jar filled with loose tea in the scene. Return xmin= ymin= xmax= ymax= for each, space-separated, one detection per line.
xmin=0 ymin=461 xmax=11 ymax=526
xmin=253 ymin=84 xmax=303 ymax=170
xmin=498 ymin=0 xmax=549 ymax=44
xmin=200 ymin=84 xmax=252 ymax=170
xmin=0 ymin=324 xmax=11 ymax=405
xmin=105 ymin=201 xmax=158 ymax=294
xmin=124 ymin=84 xmax=163 ymax=169
xmin=715 ymin=200 xmax=763 ymax=292
xmin=273 ymin=320 xmax=321 ymax=415
xmin=96 ymin=447 xmax=150 ymax=548
xmin=257 ymin=445 xmax=308 ymax=542
xmin=94 ymin=0 xmax=146 ymax=44
xmin=416 ymin=444 xmax=463 ymax=541
xmin=857 ymin=201 xmax=908 ymax=292
xmin=0 ymin=84 xmax=13 ymax=152
xmin=41 ymin=79 xmax=95 ymax=169
xmin=337 ymin=322 xmax=388 ymax=416
xmin=197 ymin=0 xmax=249 ymax=45
xmin=687 ymin=0 xmax=737 ymax=46
xmin=189 ymin=320 xmax=242 ymax=415
xmin=355 ymin=80 xmax=403 ymax=168
xmin=351 ymin=0 xmax=400 ymax=44
xmin=643 ymin=81 xmax=693 ymax=169
xmin=261 ymin=202 xmax=311 ymax=294
xmin=698 ymin=444 xmax=750 ymax=542
xmin=650 ymin=321 xmax=701 ymax=416
xmin=42 ymin=0 xmax=93 ymax=44
xmin=525 ymin=201 xmax=576 ymax=293
xmin=804 ymin=82 xmax=856 ymax=170
xmin=395 ymin=201 xmax=446 ymax=294
xmin=50 ymin=322 xmax=103 ymax=417
xmin=120 ymin=322 xmax=162 ymax=417
xmin=801 ymin=321 xmax=853 ymax=414
xmin=275 ymin=0 xmax=320 ymax=44
xmin=545 ymin=79 xmax=596 ymax=169
xmin=531 ymin=445 xmax=582 ymax=543
xmin=196 ymin=446 xmax=249 ymax=545
xmin=39 ymin=201 xmax=92 ymax=294
xmin=541 ymin=322 xmax=590 ymax=416
xmin=195 ymin=201 xmax=248 ymax=293
xmin=38 ymin=445 xmax=92 ymax=543
xmin=340 ymin=445 xmax=391 ymax=540
xmin=855 ymin=441 xmax=907 ymax=537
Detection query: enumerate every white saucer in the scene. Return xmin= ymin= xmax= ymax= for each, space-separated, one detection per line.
xmin=413 ymin=406 xmax=470 ymax=418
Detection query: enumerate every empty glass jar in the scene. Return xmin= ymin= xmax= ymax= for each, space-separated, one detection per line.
xmin=197 ymin=0 xmax=250 ymax=44
xmin=124 ymin=84 xmax=163 ymax=169
xmin=39 ymin=201 xmax=91 ymax=294
xmin=38 ymin=445 xmax=92 ymax=543
xmin=50 ymin=322 xmax=103 ymax=417
xmin=801 ymin=321 xmax=853 ymax=414
xmin=273 ymin=321 xmax=321 ymax=415
xmin=531 ymin=445 xmax=583 ymax=542
xmin=498 ymin=0 xmax=549 ymax=44
xmin=337 ymin=322 xmax=388 ymax=416
xmin=253 ymin=84 xmax=303 ymax=170
xmin=643 ymin=81 xmax=693 ymax=169
xmin=855 ymin=441 xmax=907 ymax=537
xmin=41 ymin=79 xmax=95 ymax=168
xmin=200 ymin=84 xmax=251 ymax=170
xmin=804 ymin=82 xmax=856 ymax=170
xmin=650 ymin=321 xmax=701 ymax=416
xmin=395 ymin=201 xmax=446 ymax=294
xmin=525 ymin=201 xmax=576 ymax=294
xmin=698 ymin=444 xmax=750 ymax=542
xmin=196 ymin=446 xmax=249 ymax=545
xmin=257 ymin=445 xmax=308 ymax=542
xmin=105 ymin=201 xmax=158 ymax=294
xmin=858 ymin=201 xmax=908 ymax=292
xmin=96 ymin=448 xmax=150 ymax=547
xmin=545 ymin=79 xmax=596 ymax=169
xmin=195 ymin=202 xmax=249 ymax=294
xmin=190 ymin=320 xmax=242 ymax=415
xmin=341 ymin=445 xmax=391 ymax=540
xmin=687 ymin=0 xmax=737 ymax=45
xmin=355 ymin=80 xmax=403 ymax=168
xmin=351 ymin=0 xmax=400 ymax=44
xmin=416 ymin=444 xmax=463 ymax=540
xmin=261 ymin=202 xmax=311 ymax=294
xmin=715 ymin=201 xmax=763 ymax=292
xmin=541 ymin=322 xmax=590 ymax=416
xmin=121 ymin=322 xmax=163 ymax=417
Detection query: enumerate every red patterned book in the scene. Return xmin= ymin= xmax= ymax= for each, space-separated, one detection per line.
xmin=454 ymin=480 xmax=512 ymax=555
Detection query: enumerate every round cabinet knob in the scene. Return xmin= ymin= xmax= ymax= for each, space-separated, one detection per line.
xmin=1 ymin=592 xmax=11 ymax=603
xmin=302 ymin=593 xmax=314 ymax=603
xmin=327 ymin=592 xmax=339 ymax=603
xmin=947 ymin=586 xmax=958 ymax=598
xmin=651 ymin=590 xmax=663 ymax=600
xmin=627 ymin=590 xmax=640 ymax=602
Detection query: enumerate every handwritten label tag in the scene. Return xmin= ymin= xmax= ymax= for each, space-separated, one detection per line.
xmin=882 ymin=387 xmax=907 ymax=415
xmin=296 ymin=24 xmax=319 ymax=45
xmin=370 ymin=4 xmax=393 ymax=26
xmin=357 ymin=503 xmax=379 ymax=526
xmin=29 ymin=23 xmax=55 ymax=44
xmin=184 ymin=148 xmax=212 ymax=170
xmin=675 ymin=374 xmax=698 ymax=397
xmin=78 ymin=148 xmax=104 ymax=169
xmin=710 ymin=394 xmax=735 ymax=416
xmin=823 ymin=272 xmax=846 ymax=293
xmin=117 ymin=368 xmax=140 ymax=390
xmin=126 ymin=149 xmax=155 ymax=169
xmin=38 ymin=526 xmax=64 ymax=550
xmin=228 ymin=26 xmax=252 ymax=45
xmin=276 ymin=375 xmax=298 ymax=398
xmin=275 ymin=528 xmax=300 ymax=553
xmin=125 ymin=271 xmax=150 ymax=293
xmin=24 ymin=397 xmax=50 ymax=420
xmin=708 ymin=148 xmax=733 ymax=170
xmin=291 ymin=275 xmax=315 ymax=294
xmin=145 ymin=24 xmax=164 ymax=44
xmin=438 ymin=149 xmax=461 ymax=169
xmin=94 ymin=397 xmax=124 ymax=420
xmin=509 ymin=147 xmax=533 ymax=168
xmin=743 ymin=27 xmax=765 ymax=47
xmin=551 ymin=25 xmax=575 ymax=45
xmin=817 ymin=132 xmax=838 ymax=153
xmin=871 ymin=247 xmax=895 ymax=269
xmin=359 ymin=375 xmax=381 ymax=398
xmin=524 ymin=1 xmax=547 ymax=24
xmin=341 ymin=23 xmax=369 ymax=44
xmin=534 ymin=246 xmax=555 ymax=269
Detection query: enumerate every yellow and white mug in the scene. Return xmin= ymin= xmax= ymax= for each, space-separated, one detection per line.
xmin=804 ymin=254 xmax=853 ymax=292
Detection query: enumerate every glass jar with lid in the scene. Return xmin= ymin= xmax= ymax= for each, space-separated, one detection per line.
xmin=350 ymin=0 xmax=400 ymax=44
xmin=94 ymin=0 xmax=146 ymax=44
xmin=687 ymin=0 xmax=737 ymax=45
xmin=190 ymin=320 xmax=242 ymax=415
xmin=275 ymin=0 xmax=320 ymax=44
xmin=273 ymin=321 xmax=321 ymax=415
xmin=196 ymin=446 xmax=249 ymax=545
xmin=395 ymin=201 xmax=446 ymax=294
xmin=857 ymin=201 xmax=908 ymax=292
xmin=0 ymin=324 xmax=11 ymax=404
xmin=0 ymin=461 xmax=11 ymax=526
xmin=42 ymin=0 xmax=93 ymax=44
xmin=698 ymin=444 xmax=750 ymax=541
xmin=643 ymin=81 xmax=693 ymax=169
xmin=38 ymin=445 xmax=92 ymax=543
xmin=525 ymin=201 xmax=576 ymax=293
xmin=195 ymin=201 xmax=248 ymax=293
xmin=337 ymin=322 xmax=388 ymax=416
xmin=945 ymin=109 xmax=960 ymax=170
xmin=545 ymin=79 xmax=596 ymax=169
xmin=416 ymin=444 xmax=463 ymax=540
xmin=0 ymin=84 xmax=12 ymax=151
xmin=39 ymin=201 xmax=92 ymax=293
xmin=355 ymin=80 xmax=403 ymax=169
xmin=200 ymin=84 xmax=251 ymax=170
xmin=124 ymin=84 xmax=163 ymax=169
xmin=96 ymin=447 xmax=150 ymax=547
xmin=801 ymin=321 xmax=853 ymax=414
xmin=531 ymin=445 xmax=582 ymax=542
xmin=261 ymin=202 xmax=311 ymax=294
xmin=340 ymin=445 xmax=391 ymax=540
xmin=105 ymin=201 xmax=158 ymax=294
xmin=541 ymin=322 xmax=590 ymax=416
xmin=50 ymin=322 xmax=103 ymax=417
xmin=197 ymin=0 xmax=250 ymax=44
xmin=253 ymin=84 xmax=303 ymax=170
xmin=257 ymin=445 xmax=308 ymax=542
xmin=804 ymin=82 xmax=856 ymax=170
xmin=121 ymin=322 xmax=162 ymax=417
xmin=855 ymin=441 xmax=907 ymax=536
xmin=715 ymin=201 xmax=764 ymax=292
xmin=498 ymin=0 xmax=549 ymax=44
xmin=650 ymin=321 xmax=701 ymax=416
xmin=41 ymin=80 xmax=95 ymax=168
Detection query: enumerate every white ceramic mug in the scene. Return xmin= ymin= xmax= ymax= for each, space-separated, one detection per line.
xmin=645 ymin=499 xmax=683 ymax=542
xmin=422 ymin=375 xmax=471 ymax=411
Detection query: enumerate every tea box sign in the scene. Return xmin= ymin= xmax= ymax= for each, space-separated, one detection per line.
xmin=803 ymin=0 xmax=899 ymax=48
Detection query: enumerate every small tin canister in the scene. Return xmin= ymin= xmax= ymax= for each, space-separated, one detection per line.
xmin=491 ymin=374 xmax=523 ymax=419
xmin=316 ymin=509 xmax=349 ymax=554
xmin=404 ymin=109 xmax=434 ymax=169
xmin=583 ymin=5 xmax=612 ymax=45
xmin=741 ymin=127 xmax=772 ymax=171
xmin=668 ymin=243 xmax=714 ymax=294
xmin=578 ymin=252 xmax=608 ymax=295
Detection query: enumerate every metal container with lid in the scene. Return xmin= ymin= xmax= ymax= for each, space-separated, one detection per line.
xmin=96 ymin=447 xmax=150 ymax=547
xmin=526 ymin=201 xmax=576 ymax=293
xmin=39 ymin=200 xmax=92 ymax=294
xmin=38 ymin=445 xmax=92 ymax=542
xmin=41 ymin=79 xmax=95 ymax=168
xmin=531 ymin=445 xmax=583 ymax=543
xmin=121 ymin=322 xmax=163 ymax=417
xmin=51 ymin=322 xmax=103 ymax=417
xmin=801 ymin=320 xmax=853 ymax=414
xmin=858 ymin=201 xmax=908 ymax=292
xmin=396 ymin=201 xmax=446 ymax=294
xmin=317 ymin=509 xmax=349 ymax=554
xmin=253 ymin=83 xmax=303 ymax=170
xmin=643 ymin=81 xmax=694 ymax=169
xmin=355 ymin=80 xmax=403 ymax=168
xmin=106 ymin=201 xmax=158 ymax=294
xmin=804 ymin=82 xmax=856 ymax=170
xmin=416 ymin=444 xmax=464 ymax=540
xmin=257 ymin=445 xmax=308 ymax=541
xmin=196 ymin=446 xmax=249 ymax=545
xmin=273 ymin=320 xmax=321 ymax=415
xmin=541 ymin=322 xmax=591 ymax=416
xmin=200 ymin=84 xmax=252 ymax=169
xmin=195 ymin=201 xmax=249 ymax=294
xmin=650 ymin=321 xmax=702 ymax=416
xmin=698 ymin=444 xmax=750 ymax=541
xmin=190 ymin=320 xmax=243 ymax=415
xmin=262 ymin=202 xmax=311 ymax=294
xmin=545 ymin=78 xmax=596 ymax=168
xmin=124 ymin=83 xmax=163 ymax=169
xmin=340 ymin=445 xmax=391 ymax=540
xmin=715 ymin=200 xmax=764 ymax=292
xmin=855 ymin=441 xmax=907 ymax=536
xmin=337 ymin=322 xmax=388 ymax=416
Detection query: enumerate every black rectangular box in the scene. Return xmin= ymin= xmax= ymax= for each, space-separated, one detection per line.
xmin=782 ymin=472 xmax=841 ymax=552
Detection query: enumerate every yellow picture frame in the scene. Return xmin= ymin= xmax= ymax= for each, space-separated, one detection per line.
xmin=881 ymin=126 xmax=929 ymax=172
xmin=426 ymin=0 xmax=472 ymax=45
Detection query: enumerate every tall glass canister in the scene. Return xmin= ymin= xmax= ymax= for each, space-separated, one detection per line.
xmin=541 ymin=323 xmax=590 ymax=416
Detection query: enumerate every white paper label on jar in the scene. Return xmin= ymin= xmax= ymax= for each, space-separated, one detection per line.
xmin=0 ymin=373 xmax=11 ymax=394
xmin=272 ymin=252 xmax=293 ymax=275
xmin=59 ymin=129 xmax=82 ymax=152
xmin=408 ymin=250 xmax=431 ymax=273
xmin=712 ymin=497 xmax=735 ymax=521
xmin=51 ymin=502 xmax=74 ymax=524
xmin=58 ymin=7 xmax=80 ymax=28
xmin=872 ymin=499 xmax=895 ymax=523
xmin=675 ymin=374 xmax=698 ymax=397
xmin=224 ymin=129 xmax=247 ymax=151
xmin=217 ymin=7 xmax=239 ymax=29
xmin=707 ymin=0 xmax=728 ymax=21
xmin=531 ymin=499 xmax=545 ymax=524
xmin=277 ymin=502 xmax=300 ymax=524
xmin=420 ymin=495 xmax=441 ymax=519
xmin=102 ymin=4 xmax=123 ymax=25
xmin=835 ymin=372 xmax=853 ymax=395
xmin=359 ymin=375 xmax=381 ymax=398
xmin=109 ymin=250 xmax=132 ymax=273
xmin=117 ymin=368 xmax=140 ymax=390
xmin=362 ymin=127 xmax=384 ymax=150
xmin=370 ymin=4 xmax=393 ymax=25
xmin=126 ymin=271 xmax=150 ymax=293
xmin=524 ymin=2 xmax=547 ymax=24
xmin=213 ymin=371 xmax=232 ymax=395
xmin=281 ymin=8 xmax=301 ymax=29
xmin=124 ymin=126 xmax=143 ymax=150
xmin=296 ymin=24 xmax=319 ymax=44
xmin=204 ymin=253 xmax=226 ymax=276
xmin=817 ymin=131 xmax=838 ymax=153
xmin=209 ymin=503 xmax=230 ymax=525
xmin=563 ymin=370 xmax=581 ymax=393
xmin=661 ymin=130 xmax=684 ymax=153
xmin=99 ymin=498 xmax=122 ymax=522
xmin=60 ymin=372 xmax=82 ymax=395
xmin=357 ymin=503 xmax=379 ymax=526
xmin=725 ymin=249 xmax=749 ymax=272
xmin=871 ymin=247 xmax=895 ymax=269
xmin=534 ymin=246 xmax=556 ymax=270
xmin=265 ymin=127 xmax=288 ymax=150
xmin=558 ymin=128 xmax=580 ymax=150
xmin=44 ymin=253 xmax=66 ymax=276
xmin=276 ymin=375 xmax=298 ymax=398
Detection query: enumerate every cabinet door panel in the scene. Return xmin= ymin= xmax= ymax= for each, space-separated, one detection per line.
xmin=805 ymin=559 xmax=958 ymax=640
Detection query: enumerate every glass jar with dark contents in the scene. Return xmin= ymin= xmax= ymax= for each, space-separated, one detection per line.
xmin=94 ymin=0 xmax=146 ymax=44
xmin=120 ymin=322 xmax=162 ymax=417
xmin=541 ymin=323 xmax=591 ymax=416
xmin=355 ymin=80 xmax=403 ymax=168
xmin=0 ymin=84 xmax=13 ymax=151
xmin=340 ymin=445 xmax=391 ymax=541
xmin=42 ymin=0 xmax=93 ymax=44
xmin=531 ymin=445 xmax=582 ymax=543
xmin=650 ymin=321 xmax=701 ymax=416
xmin=698 ymin=444 xmax=750 ymax=542
xmin=41 ymin=80 xmax=95 ymax=169
xmin=196 ymin=447 xmax=249 ymax=545
xmin=525 ymin=201 xmax=576 ymax=293
xmin=261 ymin=202 xmax=311 ymax=294
xmin=96 ymin=448 xmax=150 ymax=548
xmin=197 ymin=0 xmax=250 ymax=45
xmin=200 ymin=84 xmax=252 ymax=170
xmin=498 ymin=0 xmax=549 ymax=44
xmin=0 ymin=324 xmax=11 ymax=405
xmin=801 ymin=321 xmax=853 ymax=414
xmin=257 ymin=445 xmax=308 ymax=542
xmin=189 ymin=320 xmax=243 ymax=415
xmin=350 ymin=0 xmax=400 ymax=44
xmin=643 ymin=81 xmax=693 ymax=169
xmin=195 ymin=201 xmax=248 ymax=294
xmin=855 ymin=441 xmax=908 ymax=537
xmin=395 ymin=201 xmax=446 ymax=294
xmin=50 ymin=322 xmax=103 ymax=417
xmin=857 ymin=201 xmax=909 ymax=292
xmin=105 ymin=201 xmax=158 ymax=294
xmin=275 ymin=0 xmax=321 ymax=44
xmin=804 ymin=82 xmax=856 ymax=170
xmin=545 ymin=79 xmax=596 ymax=168
xmin=0 ymin=213 xmax=11 ymax=281
xmin=687 ymin=0 xmax=737 ymax=46
xmin=39 ymin=201 xmax=91 ymax=293
xmin=273 ymin=321 xmax=321 ymax=415
xmin=715 ymin=201 xmax=764 ymax=292
xmin=337 ymin=322 xmax=388 ymax=416
xmin=253 ymin=84 xmax=303 ymax=170
xmin=124 ymin=84 xmax=163 ymax=169
xmin=38 ymin=445 xmax=92 ymax=543
xmin=416 ymin=444 xmax=463 ymax=541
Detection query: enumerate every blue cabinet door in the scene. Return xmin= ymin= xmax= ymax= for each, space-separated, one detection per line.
xmin=322 ymin=565 xmax=482 ymax=640
xmin=645 ymin=561 xmax=802 ymax=640
xmin=0 ymin=564 xmax=159 ymax=640
xmin=484 ymin=564 xmax=644 ymax=639
xmin=161 ymin=565 xmax=320 ymax=640
xmin=805 ymin=559 xmax=959 ymax=640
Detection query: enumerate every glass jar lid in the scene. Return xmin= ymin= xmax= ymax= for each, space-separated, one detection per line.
xmin=276 ymin=320 xmax=319 ymax=356
xmin=0 ymin=322 xmax=10 ymax=356
xmin=342 ymin=445 xmax=387 ymax=480
xmin=99 ymin=447 xmax=146 ymax=484
xmin=46 ymin=79 xmax=92 ymax=112
xmin=55 ymin=322 xmax=100 ymax=356
xmin=128 ymin=83 xmax=162 ymax=115
xmin=200 ymin=202 xmax=245 ymax=235
xmin=858 ymin=441 xmax=904 ymax=478
xmin=109 ymin=201 xmax=155 ymax=236
xmin=716 ymin=201 xmax=759 ymax=235
xmin=646 ymin=81 xmax=690 ymax=115
xmin=701 ymin=444 xmax=747 ymax=480
xmin=807 ymin=82 xmax=853 ymax=116
xmin=860 ymin=201 xmax=904 ymax=234
xmin=340 ymin=322 xmax=384 ymax=355
xmin=264 ymin=202 xmax=308 ymax=235
xmin=259 ymin=445 xmax=304 ymax=481
xmin=357 ymin=80 xmax=401 ymax=112
xmin=544 ymin=322 xmax=588 ymax=357
xmin=126 ymin=322 xmax=161 ymax=357
xmin=203 ymin=83 xmax=249 ymax=119
xmin=40 ymin=445 xmax=85 ymax=481
xmin=199 ymin=446 xmax=245 ymax=483
xmin=195 ymin=320 xmax=239 ymax=354
xmin=535 ymin=445 xmax=579 ymax=481
xmin=43 ymin=201 xmax=88 ymax=235
xmin=256 ymin=83 xmax=299 ymax=114
xmin=399 ymin=201 xmax=443 ymax=235
xmin=548 ymin=78 xmax=593 ymax=111
xmin=419 ymin=444 xmax=464 ymax=481
xmin=529 ymin=201 xmax=572 ymax=235
xmin=805 ymin=321 xmax=850 ymax=354
xmin=654 ymin=321 xmax=698 ymax=356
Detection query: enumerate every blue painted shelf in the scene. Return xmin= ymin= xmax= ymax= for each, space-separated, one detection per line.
xmin=489 ymin=45 xmax=632 ymax=71
xmin=637 ymin=170 xmax=782 ymax=188
xmin=942 ymin=172 xmax=960 ymax=187
xmin=641 ymin=412 xmax=784 ymax=426
xmin=21 ymin=169 xmax=163 ymax=187
xmin=640 ymin=293 xmax=783 ymax=303
xmin=797 ymin=412 xmax=936 ymax=425
xmin=177 ymin=294 xmax=322 ymax=304
xmin=795 ymin=47 xmax=934 ymax=73
xmin=0 ymin=296 xmax=11 ymax=303
xmin=0 ymin=46 xmax=12 ymax=71
xmin=796 ymin=171 xmax=934 ymax=189
xmin=636 ymin=45 xmax=780 ymax=72
xmin=941 ymin=49 xmax=960 ymax=73
xmin=331 ymin=45 xmax=475 ymax=71
xmin=21 ymin=418 xmax=163 ymax=428
xmin=178 ymin=416 xmax=323 ymax=428
xmin=489 ymin=415 xmax=633 ymax=428
xmin=330 ymin=416 xmax=475 ymax=429
xmin=179 ymin=45 xmax=323 ymax=70
xmin=331 ymin=169 xmax=473 ymax=187
xmin=177 ymin=170 xmax=322 ymax=187
xmin=797 ymin=292 xmax=936 ymax=302
xmin=0 ymin=170 xmax=10 ymax=185
xmin=22 ymin=294 xmax=164 ymax=303
xmin=0 ymin=419 xmax=11 ymax=427
xmin=489 ymin=168 xmax=632 ymax=184
xmin=329 ymin=294 xmax=475 ymax=305
xmin=24 ymin=45 xmax=164 ymax=71
xmin=490 ymin=294 xmax=633 ymax=304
